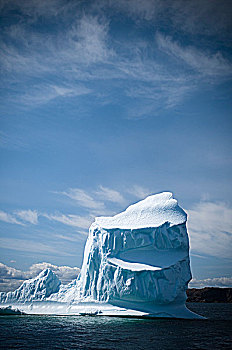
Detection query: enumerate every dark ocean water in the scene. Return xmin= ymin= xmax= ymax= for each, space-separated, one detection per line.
xmin=0 ymin=303 xmax=231 ymax=350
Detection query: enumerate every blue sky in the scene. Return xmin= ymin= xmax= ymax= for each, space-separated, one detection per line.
xmin=0 ymin=0 xmax=232 ymax=290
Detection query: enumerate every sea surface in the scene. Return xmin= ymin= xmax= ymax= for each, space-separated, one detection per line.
xmin=0 ymin=303 xmax=231 ymax=350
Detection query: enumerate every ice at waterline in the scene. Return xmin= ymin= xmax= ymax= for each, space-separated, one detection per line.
xmin=0 ymin=192 xmax=202 ymax=318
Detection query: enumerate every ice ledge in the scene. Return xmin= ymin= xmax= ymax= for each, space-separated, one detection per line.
xmin=107 ymin=258 xmax=162 ymax=271
xmin=95 ymin=192 xmax=187 ymax=229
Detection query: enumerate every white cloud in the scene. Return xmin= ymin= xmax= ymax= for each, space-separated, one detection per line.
xmin=59 ymin=188 xmax=105 ymax=211
xmin=44 ymin=213 xmax=92 ymax=229
xmin=69 ymin=15 xmax=112 ymax=64
xmin=156 ymin=32 xmax=232 ymax=77
xmin=0 ymin=262 xmax=80 ymax=292
xmin=54 ymin=185 xmax=153 ymax=217
xmin=55 ymin=233 xmax=87 ymax=242
xmin=0 ymin=4 xmax=200 ymax=116
xmin=15 ymin=209 xmax=38 ymax=224
xmin=0 ymin=210 xmax=24 ymax=225
xmin=126 ymin=185 xmax=151 ymax=199
xmin=107 ymin=0 xmax=161 ymax=22
xmin=0 ymin=237 xmax=73 ymax=256
xmin=0 ymin=14 xmax=111 ymax=74
xmin=0 ymin=209 xmax=39 ymax=226
xmin=0 ymin=11 xmax=112 ymax=107
xmin=187 ymin=201 xmax=232 ymax=258
xmin=116 ymin=55 xmax=195 ymax=115
xmin=0 ymin=206 xmax=94 ymax=229
xmin=95 ymin=185 xmax=125 ymax=204
xmin=0 ymin=262 xmax=24 ymax=280
xmin=20 ymin=84 xmax=92 ymax=106
xmin=4 ymin=0 xmax=230 ymax=43
xmin=0 ymin=263 xmax=25 ymax=292
xmin=190 ymin=276 xmax=232 ymax=288
xmin=0 ymin=0 xmax=231 ymax=118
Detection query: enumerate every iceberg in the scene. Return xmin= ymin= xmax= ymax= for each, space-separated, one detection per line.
xmin=0 ymin=192 xmax=202 ymax=318
xmin=0 ymin=268 xmax=60 ymax=303
xmin=75 ymin=191 xmax=199 ymax=318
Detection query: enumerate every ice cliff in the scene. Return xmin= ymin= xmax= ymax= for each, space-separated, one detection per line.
xmin=0 ymin=268 xmax=60 ymax=303
xmin=0 ymin=192 xmax=201 ymax=318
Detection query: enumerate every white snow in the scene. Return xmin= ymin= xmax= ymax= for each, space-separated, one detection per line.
xmin=95 ymin=192 xmax=187 ymax=229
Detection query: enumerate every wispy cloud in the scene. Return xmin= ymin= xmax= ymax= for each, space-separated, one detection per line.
xmin=58 ymin=188 xmax=105 ymax=211
xmin=95 ymin=185 xmax=125 ymax=204
xmin=190 ymin=276 xmax=232 ymax=288
xmin=20 ymin=84 xmax=92 ymax=106
xmin=156 ymin=32 xmax=232 ymax=78
xmin=44 ymin=213 xmax=92 ymax=229
xmin=0 ymin=210 xmax=24 ymax=225
xmin=68 ymin=15 xmax=113 ymax=64
xmin=0 ymin=12 xmax=112 ymax=107
xmin=126 ymin=185 xmax=151 ymax=199
xmin=0 ymin=237 xmax=73 ymax=256
xmin=0 ymin=209 xmax=38 ymax=225
xmin=1 ymin=1 xmax=230 ymax=118
xmin=187 ymin=201 xmax=232 ymax=258
xmin=53 ymin=186 xmax=126 ymax=216
xmin=55 ymin=232 xmax=88 ymax=242
xmin=15 ymin=210 xmax=38 ymax=225
xmin=107 ymin=0 xmax=160 ymax=22
xmin=0 ymin=14 xmax=112 ymax=72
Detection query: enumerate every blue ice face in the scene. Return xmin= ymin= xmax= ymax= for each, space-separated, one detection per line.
xmin=100 ymin=222 xmax=190 ymax=270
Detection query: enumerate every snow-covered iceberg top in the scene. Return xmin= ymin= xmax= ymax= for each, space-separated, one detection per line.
xmin=95 ymin=192 xmax=187 ymax=229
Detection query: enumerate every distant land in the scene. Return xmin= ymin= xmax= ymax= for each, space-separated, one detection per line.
xmin=187 ymin=288 xmax=232 ymax=303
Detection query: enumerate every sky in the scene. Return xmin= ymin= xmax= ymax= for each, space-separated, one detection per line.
xmin=0 ymin=0 xmax=232 ymax=291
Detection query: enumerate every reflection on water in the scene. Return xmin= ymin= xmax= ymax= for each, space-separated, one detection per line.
xmin=0 ymin=303 xmax=231 ymax=349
